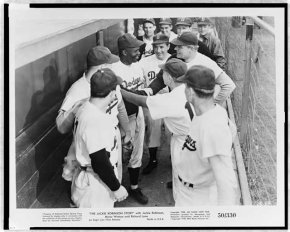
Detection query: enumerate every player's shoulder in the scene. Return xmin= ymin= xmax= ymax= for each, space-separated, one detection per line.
xmin=66 ymin=75 xmax=87 ymax=95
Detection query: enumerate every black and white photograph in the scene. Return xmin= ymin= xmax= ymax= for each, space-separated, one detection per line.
xmin=6 ymin=2 xmax=286 ymax=229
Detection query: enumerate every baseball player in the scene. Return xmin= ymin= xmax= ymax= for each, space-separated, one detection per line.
xmin=71 ymin=68 xmax=128 ymax=208
xmin=148 ymin=31 xmax=235 ymax=105
xmin=120 ymin=58 xmax=191 ymax=201
xmin=167 ymin=17 xmax=214 ymax=59
xmin=197 ymin=17 xmax=227 ymax=71
xmin=137 ymin=18 xmax=156 ymax=58
xmin=56 ymin=46 xmax=131 ymax=206
xmin=138 ymin=34 xmax=171 ymax=174
xmin=157 ymin=18 xmax=177 ymax=42
xmin=111 ymin=33 xmax=148 ymax=204
xmin=175 ymin=65 xmax=239 ymax=206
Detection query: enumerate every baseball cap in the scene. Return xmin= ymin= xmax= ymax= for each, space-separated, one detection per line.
xmin=175 ymin=17 xmax=192 ymax=26
xmin=87 ymin=46 xmax=119 ymax=67
xmin=152 ymin=34 xmax=169 ymax=45
xmin=159 ymin=18 xmax=172 ymax=25
xmin=177 ymin=65 xmax=216 ymax=93
xmin=118 ymin=33 xmax=144 ymax=50
xmin=143 ymin=18 xmax=156 ymax=25
xmin=158 ymin=58 xmax=187 ymax=79
xmin=90 ymin=68 xmax=121 ymax=97
xmin=171 ymin=31 xmax=198 ymax=46
xmin=197 ymin=17 xmax=213 ymax=26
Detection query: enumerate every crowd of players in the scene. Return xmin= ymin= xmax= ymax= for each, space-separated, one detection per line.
xmin=56 ymin=17 xmax=240 ymax=208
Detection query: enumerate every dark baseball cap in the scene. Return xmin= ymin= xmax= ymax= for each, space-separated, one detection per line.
xmin=118 ymin=33 xmax=144 ymax=50
xmin=158 ymin=58 xmax=187 ymax=79
xmin=177 ymin=65 xmax=216 ymax=93
xmin=175 ymin=17 xmax=192 ymax=26
xmin=152 ymin=34 xmax=169 ymax=45
xmin=143 ymin=18 xmax=156 ymax=25
xmin=171 ymin=31 xmax=198 ymax=46
xmin=90 ymin=68 xmax=122 ymax=97
xmin=87 ymin=46 xmax=119 ymax=67
xmin=159 ymin=18 xmax=172 ymax=25
xmin=197 ymin=17 xmax=213 ymax=26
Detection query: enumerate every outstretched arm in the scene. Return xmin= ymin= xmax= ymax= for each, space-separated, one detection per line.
xmin=120 ymin=89 xmax=148 ymax=108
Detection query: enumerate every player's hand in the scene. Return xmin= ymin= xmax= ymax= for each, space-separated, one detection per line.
xmin=122 ymin=140 xmax=133 ymax=164
xmin=113 ymin=185 xmax=128 ymax=202
xmin=123 ymin=133 xmax=132 ymax=145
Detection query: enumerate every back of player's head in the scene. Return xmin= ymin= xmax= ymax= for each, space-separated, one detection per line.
xmin=177 ymin=65 xmax=215 ymax=98
xmin=158 ymin=58 xmax=187 ymax=79
xmin=90 ymin=68 xmax=120 ymax=98
xmin=87 ymin=46 xmax=119 ymax=68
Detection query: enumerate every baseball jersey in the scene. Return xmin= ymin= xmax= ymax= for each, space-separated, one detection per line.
xmin=186 ymin=52 xmax=223 ymax=78
xmin=74 ymin=101 xmax=118 ymax=167
xmin=176 ymin=104 xmax=236 ymax=187
xmin=112 ymin=61 xmax=144 ymax=91
xmin=139 ymin=53 xmax=170 ymax=87
xmin=60 ymin=74 xmax=90 ymax=112
xmin=60 ymin=73 xmax=122 ymax=127
xmin=146 ymin=84 xmax=191 ymax=136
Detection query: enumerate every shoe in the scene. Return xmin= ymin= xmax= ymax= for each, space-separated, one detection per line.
xmin=142 ymin=160 xmax=157 ymax=174
xmin=166 ymin=181 xmax=172 ymax=189
xmin=129 ymin=188 xmax=148 ymax=204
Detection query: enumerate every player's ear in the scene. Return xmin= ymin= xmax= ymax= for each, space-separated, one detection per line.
xmin=122 ymin=49 xmax=127 ymax=56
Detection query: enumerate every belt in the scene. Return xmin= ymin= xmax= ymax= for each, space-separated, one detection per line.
xmin=178 ymin=175 xmax=194 ymax=188
xmin=80 ymin=162 xmax=118 ymax=171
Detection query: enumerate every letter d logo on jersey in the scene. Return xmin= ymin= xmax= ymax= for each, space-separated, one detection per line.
xmin=182 ymin=135 xmax=196 ymax=151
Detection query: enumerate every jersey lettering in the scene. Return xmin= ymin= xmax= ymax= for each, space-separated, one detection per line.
xmin=106 ymin=98 xmax=118 ymax=114
xmin=147 ymin=71 xmax=156 ymax=82
xmin=182 ymin=135 xmax=196 ymax=151
xmin=122 ymin=77 xmax=144 ymax=90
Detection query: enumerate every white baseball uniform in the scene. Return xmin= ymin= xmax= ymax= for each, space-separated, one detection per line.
xmin=57 ymin=73 xmax=123 ymax=182
xmin=71 ymin=100 xmax=119 ymax=208
xmin=175 ymin=104 xmax=239 ymax=206
xmin=112 ymin=61 xmax=145 ymax=168
xmin=146 ymin=84 xmax=191 ymax=200
xmin=139 ymin=54 xmax=170 ymax=148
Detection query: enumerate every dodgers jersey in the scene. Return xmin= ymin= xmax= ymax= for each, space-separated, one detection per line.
xmin=74 ymin=101 xmax=118 ymax=167
xmin=60 ymin=73 xmax=122 ymax=127
xmin=112 ymin=61 xmax=144 ymax=91
xmin=139 ymin=54 xmax=171 ymax=87
xmin=177 ymin=104 xmax=236 ymax=187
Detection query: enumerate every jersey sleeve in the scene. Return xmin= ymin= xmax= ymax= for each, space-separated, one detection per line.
xmin=60 ymin=87 xmax=78 ymax=112
xmin=146 ymin=93 xmax=179 ymax=120
xmin=199 ymin=123 xmax=232 ymax=159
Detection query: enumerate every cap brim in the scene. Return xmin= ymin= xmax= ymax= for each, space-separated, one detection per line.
xmin=116 ymin=75 xmax=124 ymax=85
xmin=107 ymin=54 xmax=120 ymax=64
xmin=131 ymin=39 xmax=145 ymax=48
xmin=175 ymin=22 xmax=191 ymax=26
xmin=171 ymin=38 xmax=187 ymax=46
xmin=175 ymin=74 xmax=186 ymax=83
xmin=152 ymin=40 xmax=169 ymax=45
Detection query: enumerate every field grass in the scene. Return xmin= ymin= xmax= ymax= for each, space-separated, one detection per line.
xmin=215 ymin=17 xmax=277 ymax=205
